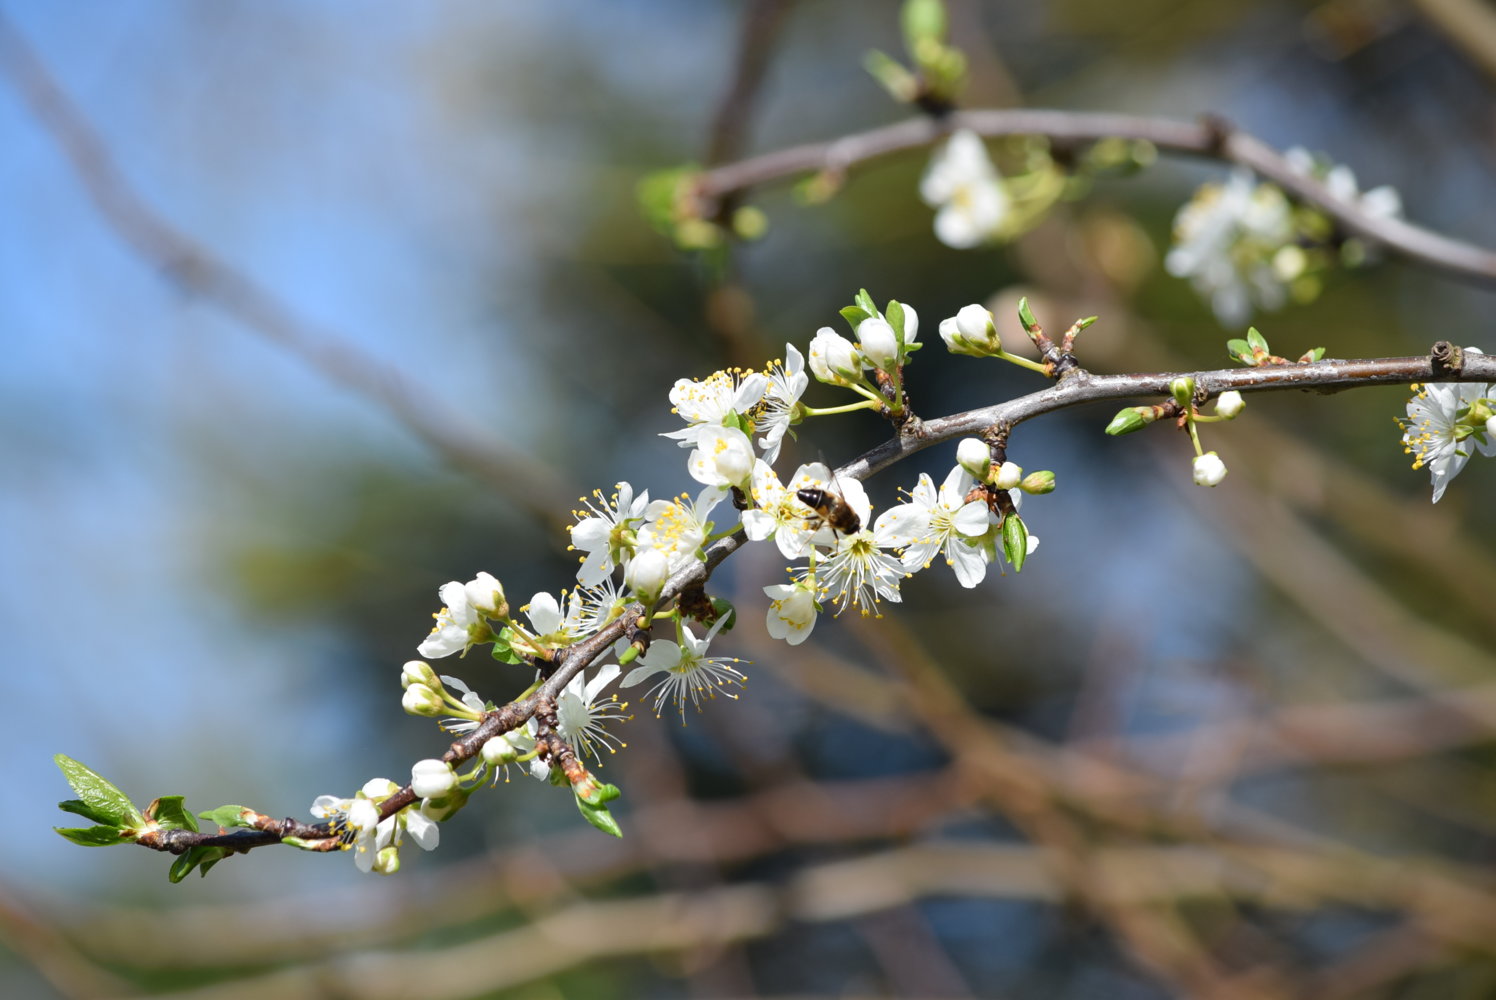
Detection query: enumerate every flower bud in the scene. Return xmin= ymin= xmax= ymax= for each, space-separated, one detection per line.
xmin=624 ymin=547 xmax=670 ymax=599
xmin=956 ymin=438 xmax=992 ymax=480
xmin=372 ymin=846 xmax=401 ymax=875
xmin=1214 ymin=391 xmax=1245 ymax=419
xmin=809 ymin=327 xmax=863 ymax=386
xmin=1105 ymin=406 xmax=1156 ymax=436
xmin=401 ymin=683 xmax=444 ymax=718
xmin=1019 ymin=471 xmax=1055 ymax=494
xmin=401 ymin=660 xmax=441 ymax=691
xmin=857 ymin=317 xmax=899 ymax=371
xmin=994 ymin=461 xmax=1023 ymax=491
xmin=411 ymin=759 xmax=458 ymax=800
xmin=1193 ymin=452 xmax=1227 ymax=487
xmin=956 ymin=304 xmax=1000 ymax=352
xmin=463 ymin=572 xmax=507 ymax=618
xmin=481 ymin=734 xmax=520 ymax=766
xmin=1170 ymin=376 xmax=1196 ymax=408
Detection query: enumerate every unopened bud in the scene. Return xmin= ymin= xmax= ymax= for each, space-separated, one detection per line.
xmin=1105 ymin=406 xmax=1156 ymax=436
xmin=1214 ymin=391 xmax=1245 ymax=419
xmin=809 ymin=327 xmax=864 ymax=386
xmin=1193 ymin=452 xmax=1227 ymax=487
xmin=1019 ymin=471 xmax=1055 ymax=494
xmin=1170 ymin=376 xmax=1196 ymax=408
xmin=994 ymin=461 xmax=1023 ymax=490
xmin=401 ymin=660 xmax=441 ymax=691
xmin=954 ymin=303 xmax=1000 ymax=354
xmin=411 ymin=759 xmax=458 ymax=800
xmin=481 ymin=734 xmax=520 ymax=766
xmin=956 ymin=437 xmax=992 ymax=480
xmin=624 ymin=548 xmax=670 ymax=599
xmin=463 ymin=572 xmax=507 ymax=618
xmin=857 ymin=317 xmax=899 ymax=371
xmin=401 ymin=683 xmax=444 ymax=718
xmin=372 ymin=846 xmax=401 ymax=875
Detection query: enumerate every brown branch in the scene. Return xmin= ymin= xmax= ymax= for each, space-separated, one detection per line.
xmin=694 ymin=109 xmax=1496 ymax=285
xmin=122 ymin=339 xmax=1495 ymax=860
xmin=0 ymin=12 xmax=577 ymax=528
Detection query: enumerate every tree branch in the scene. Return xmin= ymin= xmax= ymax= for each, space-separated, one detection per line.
xmin=694 ymin=109 xmax=1496 ymax=285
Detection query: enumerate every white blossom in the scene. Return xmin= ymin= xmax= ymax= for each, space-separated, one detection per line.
xmin=808 ymin=327 xmax=865 ymax=386
xmin=1399 ymin=359 xmax=1496 ymax=502
xmin=1165 ymin=169 xmax=1293 ymax=327
xmin=417 ymin=578 xmax=493 ymax=659
xmin=410 ymin=759 xmax=457 ymax=800
xmin=813 ymin=478 xmax=906 ymax=615
xmin=764 ymin=579 xmax=819 ymax=645
xmin=662 ymin=368 xmax=767 ymax=448
xmin=879 ymin=468 xmax=993 ymax=588
xmin=556 ymin=663 xmax=629 ymax=762
xmin=687 ymin=424 xmax=756 ymax=489
xmin=755 ymin=344 xmax=808 ymax=464
xmin=570 ymin=482 xmax=651 ymax=587
xmin=621 ymin=616 xmax=745 ymax=720
xmin=636 ymin=486 xmax=726 ymax=574
xmin=920 ymin=129 xmax=1010 ymax=248
xmin=744 ymin=460 xmax=835 ymax=559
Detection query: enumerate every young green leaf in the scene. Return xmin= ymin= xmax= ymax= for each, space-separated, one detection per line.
xmin=146 ymin=796 xmax=199 ymax=833
xmin=839 ymin=305 xmax=872 ymax=331
xmin=885 ymin=299 xmax=907 ymax=343
xmin=198 ymin=805 xmax=255 ymax=830
xmin=54 ymin=755 xmax=144 ymax=828
xmin=576 ymin=798 xmax=623 ymax=838
xmin=168 ymin=846 xmax=231 ymax=883
xmin=57 ymin=798 xmax=117 ymax=825
xmin=54 ymin=825 xmax=130 ymax=847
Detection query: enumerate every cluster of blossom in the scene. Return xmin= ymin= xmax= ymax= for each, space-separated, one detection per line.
xmin=308 ymin=292 xmax=1059 ymax=872
xmin=1399 ymin=348 xmax=1496 ymax=502
xmin=1165 ymin=149 xmax=1403 ymax=327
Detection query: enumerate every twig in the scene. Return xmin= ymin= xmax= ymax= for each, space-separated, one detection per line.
xmin=694 ymin=109 xmax=1496 ymax=285
xmin=0 ymin=13 xmax=577 ymax=527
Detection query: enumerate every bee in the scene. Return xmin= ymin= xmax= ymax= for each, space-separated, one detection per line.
xmin=796 ymin=486 xmax=861 ymax=535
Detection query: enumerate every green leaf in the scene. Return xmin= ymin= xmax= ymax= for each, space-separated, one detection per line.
xmin=885 ymin=300 xmax=906 ymax=345
xmin=491 ymin=628 xmax=523 ymax=665
xmin=54 ymin=825 xmax=129 ymax=847
xmin=1246 ymin=327 xmax=1270 ymax=353
xmin=1002 ymin=514 xmax=1029 ymax=573
xmin=902 ymin=0 xmax=948 ymax=49
xmin=1105 ymin=407 xmax=1149 ymax=436
xmin=854 ymin=288 xmax=878 ymax=315
xmin=147 ymin=796 xmax=199 ymax=832
xmin=709 ymin=598 xmax=737 ymax=633
xmin=169 ymin=846 xmax=231 ymax=883
xmin=1017 ymin=297 xmax=1038 ymax=332
xmin=1303 ymin=347 xmax=1326 ymax=362
xmin=839 ymin=305 xmax=871 ymax=331
xmin=57 ymin=798 xmax=116 ymax=825
xmin=54 ymin=755 xmax=144 ymax=828
xmin=198 ymin=805 xmax=255 ymax=830
xmin=577 ymin=798 xmax=623 ymax=838
xmin=636 ymin=165 xmax=701 ymax=237
xmin=1225 ymin=338 xmax=1251 ymax=362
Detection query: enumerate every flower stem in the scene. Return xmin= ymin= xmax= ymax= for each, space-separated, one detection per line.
xmin=802 ymin=399 xmax=882 ymax=417
xmin=995 ymin=350 xmax=1049 ymax=375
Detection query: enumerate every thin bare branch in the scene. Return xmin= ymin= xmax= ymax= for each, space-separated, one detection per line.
xmin=0 ymin=13 xmax=577 ymax=527
xmin=695 ymin=109 xmax=1496 ymax=285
